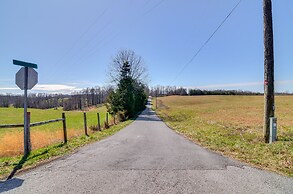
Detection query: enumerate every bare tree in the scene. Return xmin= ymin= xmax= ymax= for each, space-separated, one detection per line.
xmin=108 ymin=49 xmax=148 ymax=84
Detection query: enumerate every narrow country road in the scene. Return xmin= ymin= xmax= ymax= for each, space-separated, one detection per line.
xmin=1 ymin=104 xmax=292 ymax=193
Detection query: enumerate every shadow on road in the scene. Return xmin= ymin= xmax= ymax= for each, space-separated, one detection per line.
xmin=136 ymin=108 xmax=161 ymax=122
xmin=6 ymin=154 xmax=29 ymax=181
xmin=5 ymin=143 xmax=65 ymax=181
xmin=0 ymin=178 xmax=24 ymax=193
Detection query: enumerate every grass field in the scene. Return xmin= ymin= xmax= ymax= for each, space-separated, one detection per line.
xmin=154 ymin=95 xmax=293 ymax=177
xmin=0 ymin=106 xmax=112 ymax=157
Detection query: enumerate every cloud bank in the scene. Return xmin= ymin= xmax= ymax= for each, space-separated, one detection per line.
xmin=0 ymin=84 xmax=82 ymax=94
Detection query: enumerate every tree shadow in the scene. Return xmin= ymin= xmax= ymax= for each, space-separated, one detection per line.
xmin=6 ymin=143 xmax=65 ymax=180
xmin=0 ymin=178 xmax=24 ymax=193
xmin=135 ymin=108 xmax=162 ymax=122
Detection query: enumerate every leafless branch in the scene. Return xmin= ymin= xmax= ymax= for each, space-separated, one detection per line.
xmin=107 ymin=49 xmax=148 ymax=84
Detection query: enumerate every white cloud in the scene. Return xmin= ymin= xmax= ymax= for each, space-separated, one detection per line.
xmin=0 ymin=87 xmax=18 ymax=90
xmin=0 ymin=84 xmax=82 ymax=94
xmin=32 ymin=84 xmax=82 ymax=93
xmin=34 ymin=84 xmax=77 ymax=91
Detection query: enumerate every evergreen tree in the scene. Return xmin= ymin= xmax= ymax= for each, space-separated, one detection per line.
xmin=106 ymin=50 xmax=148 ymax=119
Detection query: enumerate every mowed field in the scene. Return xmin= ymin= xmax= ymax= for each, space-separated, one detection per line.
xmin=0 ymin=106 xmax=111 ymax=157
xmin=155 ymin=95 xmax=293 ymax=177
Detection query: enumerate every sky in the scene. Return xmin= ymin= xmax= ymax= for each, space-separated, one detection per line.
xmin=0 ymin=0 xmax=293 ymax=94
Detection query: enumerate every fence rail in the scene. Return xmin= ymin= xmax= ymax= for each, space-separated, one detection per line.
xmin=0 ymin=123 xmax=24 ymax=128
xmin=0 ymin=113 xmax=67 ymax=147
xmin=30 ymin=118 xmax=63 ymax=127
xmin=0 ymin=118 xmax=64 ymax=128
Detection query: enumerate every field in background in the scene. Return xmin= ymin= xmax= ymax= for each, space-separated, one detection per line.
xmin=155 ymin=95 xmax=293 ymax=177
xmin=0 ymin=106 xmax=112 ymax=157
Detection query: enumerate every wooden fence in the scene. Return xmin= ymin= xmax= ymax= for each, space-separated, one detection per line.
xmin=0 ymin=112 xmax=111 ymax=155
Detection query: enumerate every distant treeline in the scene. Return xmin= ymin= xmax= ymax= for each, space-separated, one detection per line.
xmin=188 ymin=89 xmax=262 ymax=96
xmin=149 ymin=86 xmax=292 ymax=97
xmin=149 ymin=86 xmax=188 ymax=96
xmin=1 ymin=85 xmax=292 ymax=110
xmin=0 ymin=86 xmax=113 ymax=111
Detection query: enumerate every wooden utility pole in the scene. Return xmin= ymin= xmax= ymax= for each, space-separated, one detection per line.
xmin=263 ymin=0 xmax=275 ymax=143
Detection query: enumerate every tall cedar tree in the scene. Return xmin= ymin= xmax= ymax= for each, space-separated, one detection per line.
xmin=107 ymin=60 xmax=147 ymax=119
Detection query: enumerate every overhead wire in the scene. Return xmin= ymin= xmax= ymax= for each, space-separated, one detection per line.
xmin=286 ymin=0 xmax=293 ymax=19
xmin=143 ymin=0 xmax=166 ymax=16
xmin=72 ymin=0 xmax=166 ymax=66
xmin=171 ymin=0 xmax=242 ymax=83
xmin=52 ymin=7 xmax=109 ymax=67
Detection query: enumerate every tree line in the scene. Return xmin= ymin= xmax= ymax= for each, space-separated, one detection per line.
xmin=0 ymin=86 xmax=112 ymax=110
xmin=149 ymin=86 xmax=264 ymax=97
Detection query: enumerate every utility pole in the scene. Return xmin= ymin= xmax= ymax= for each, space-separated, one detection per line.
xmin=263 ymin=0 xmax=275 ymax=143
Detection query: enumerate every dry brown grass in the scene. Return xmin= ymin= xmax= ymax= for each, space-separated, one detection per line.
xmin=158 ymin=95 xmax=293 ymax=135
xmin=0 ymin=106 xmax=113 ymax=157
xmin=0 ymin=128 xmax=85 ymax=157
xmin=155 ymin=95 xmax=293 ymax=177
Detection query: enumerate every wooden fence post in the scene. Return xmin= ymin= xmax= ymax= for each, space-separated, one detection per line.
xmin=84 ymin=112 xmax=88 ymax=136
xmin=97 ymin=113 xmax=100 ymax=130
xmin=62 ymin=113 xmax=67 ymax=143
xmin=106 ymin=113 xmax=109 ymax=126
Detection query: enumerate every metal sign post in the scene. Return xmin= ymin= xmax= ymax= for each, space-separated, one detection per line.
xmin=14 ymin=60 xmax=38 ymax=156
xmin=24 ymin=67 xmax=29 ymax=155
xmin=269 ymin=117 xmax=277 ymax=143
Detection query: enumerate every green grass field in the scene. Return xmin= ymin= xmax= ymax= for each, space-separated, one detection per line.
xmin=0 ymin=106 xmax=112 ymax=157
xmin=154 ymin=95 xmax=293 ymax=177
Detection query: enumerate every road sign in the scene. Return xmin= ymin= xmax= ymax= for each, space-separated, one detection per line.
xmin=13 ymin=59 xmax=38 ymax=69
xmin=13 ymin=59 xmax=38 ymax=156
xmin=15 ymin=67 xmax=38 ymax=90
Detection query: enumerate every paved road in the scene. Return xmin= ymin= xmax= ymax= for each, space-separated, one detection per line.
xmin=1 ymin=105 xmax=293 ymax=193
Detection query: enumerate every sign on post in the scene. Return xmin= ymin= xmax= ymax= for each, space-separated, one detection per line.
xmin=13 ymin=60 xmax=38 ymax=69
xmin=269 ymin=117 xmax=277 ymax=143
xmin=14 ymin=59 xmax=38 ymax=156
xmin=16 ymin=67 xmax=38 ymax=90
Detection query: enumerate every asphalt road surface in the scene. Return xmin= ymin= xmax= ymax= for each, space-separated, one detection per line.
xmin=1 ymin=104 xmax=292 ymax=193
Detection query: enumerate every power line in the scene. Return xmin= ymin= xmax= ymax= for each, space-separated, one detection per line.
xmin=52 ymin=7 xmax=109 ymax=67
xmin=172 ymin=0 xmax=242 ymax=83
xmin=72 ymin=0 xmax=167 ymax=66
xmin=143 ymin=0 xmax=166 ymax=16
xmin=286 ymin=0 xmax=293 ymax=19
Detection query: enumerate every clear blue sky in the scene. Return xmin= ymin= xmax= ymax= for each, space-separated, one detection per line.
xmin=1 ymin=0 xmax=293 ymax=94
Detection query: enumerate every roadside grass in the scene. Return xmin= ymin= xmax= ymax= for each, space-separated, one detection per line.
xmin=0 ymin=119 xmax=133 ymax=180
xmin=154 ymin=95 xmax=293 ymax=177
xmin=0 ymin=106 xmax=112 ymax=157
